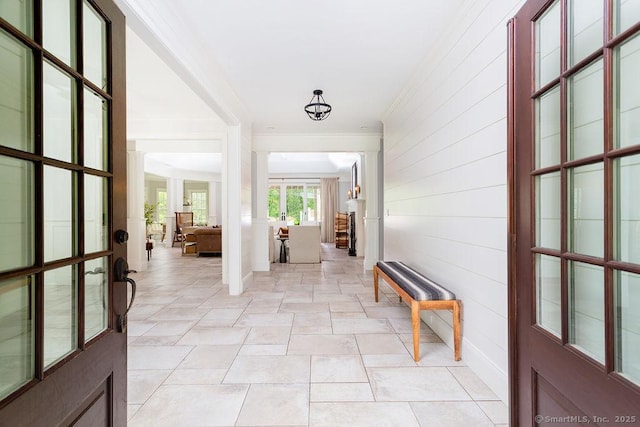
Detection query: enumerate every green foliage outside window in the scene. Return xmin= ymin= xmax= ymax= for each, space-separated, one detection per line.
xmin=268 ymin=186 xmax=280 ymax=220
xmin=156 ymin=190 xmax=167 ymax=223
xmin=286 ymin=186 xmax=304 ymax=225
xmin=269 ymin=183 xmax=321 ymax=224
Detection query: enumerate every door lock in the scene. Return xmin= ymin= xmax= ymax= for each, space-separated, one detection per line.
xmin=114 ymin=229 xmax=129 ymax=244
xmin=114 ymin=257 xmax=136 ymax=333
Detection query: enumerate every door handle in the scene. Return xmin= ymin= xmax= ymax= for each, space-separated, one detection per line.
xmin=114 ymin=257 xmax=136 ymax=333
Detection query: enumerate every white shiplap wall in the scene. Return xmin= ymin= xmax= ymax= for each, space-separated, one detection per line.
xmin=383 ymin=0 xmax=525 ymax=403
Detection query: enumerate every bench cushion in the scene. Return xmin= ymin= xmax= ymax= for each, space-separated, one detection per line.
xmin=376 ymin=261 xmax=456 ymax=301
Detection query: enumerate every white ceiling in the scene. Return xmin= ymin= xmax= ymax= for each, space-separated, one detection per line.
xmin=121 ymin=0 xmax=465 ymax=173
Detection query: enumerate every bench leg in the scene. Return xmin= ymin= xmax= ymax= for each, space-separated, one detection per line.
xmin=373 ymin=267 xmax=379 ymax=302
xmin=453 ymin=300 xmax=462 ymax=361
xmin=411 ymin=300 xmax=420 ymax=362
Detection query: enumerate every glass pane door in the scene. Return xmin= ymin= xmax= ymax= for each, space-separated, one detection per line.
xmin=530 ymin=0 xmax=640 ymax=386
xmin=285 ymin=185 xmax=304 ymax=224
xmin=0 ymin=0 xmax=114 ymax=403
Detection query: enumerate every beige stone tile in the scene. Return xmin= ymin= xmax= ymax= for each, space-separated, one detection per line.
xmin=133 ymin=295 xmax=179 ymax=305
xmin=331 ymin=318 xmax=394 ymax=334
xmin=147 ymin=306 xmax=210 ymax=321
xmin=164 ymin=368 xmax=227 ymax=385
xmin=361 ymin=354 xmax=417 ymax=368
xmin=224 ymin=355 xmax=310 ymax=383
xmin=128 ymin=369 xmax=172 ymax=404
xmin=234 ymin=312 xmax=294 ymax=327
xmin=238 ymin=344 xmax=288 ymax=356
xmin=177 ymin=345 xmax=240 ymax=369
xmin=410 ymin=401 xmax=494 ymax=427
xmin=356 ymin=333 xmax=410 ymax=355
xmin=279 ymin=302 xmax=330 ymax=313
xmin=128 ymin=345 xmax=193 ymax=370
xmin=179 ymin=286 xmax=220 ymax=297
xmin=310 ymin=383 xmax=374 ymax=402
xmin=396 ymin=328 xmax=443 ymax=342
xmin=236 ymin=384 xmax=309 ymax=426
xmin=127 ymin=404 xmax=141 ymax=422
xmin=369 ymin=367 xmax=471 ymax=401
xmin=167 ymin=295 xmax=210 ymax=307
xmin=206 ymin=296 xmax=252 ymax=309
xmin=310 ymin=402 xmax=420 ymax=427
xmin=243 ymin=300 xmax=282 ymax=314
xmin=288 ymin=334 xmax=359 ymax=355
xmin=142 ymin=320 xmax=196 ymax=337
xmin=448 ymin=366 xmax=498 ymax=400
xmin=477 ymin=400 xmax=509 ymax=425
xmin=329 ymin=302 xmax=364 ymax=313
xmin=363 ymin=306 xmax=411 ymax=319
xmin=245 ymin=326 xmax=291 ymax=345
xmin=129 ymin=335 xmax=182 ymax=346
xmin=126 ymin=245 xmax=503 ymax=426
xmin=292 ymin=312 xmax=332 ymax=334
xmin=282 ymin=290 xmax=313 ymax=303
xmin=176 ymin=326 xmax=250 ymax=345
xmin=201 ymin=308 xmax=245 ymax=321
xmin=311 ymin=355 xmax=368 ymax=383
xmin=128 ymin=384 xmax=248 ymax=427
xmin=128 ymin=304 xmax=164 ymax=321
xmin=333 ymin=313 xmax=369 ymax=320
xmin=127 ymin=320 xmax=158 ymax=337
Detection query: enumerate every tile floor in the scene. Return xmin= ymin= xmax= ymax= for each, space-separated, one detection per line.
xmin=127 ymin=243 xmax=508 ymax=426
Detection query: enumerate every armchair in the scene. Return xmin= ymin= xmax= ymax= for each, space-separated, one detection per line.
xmin=172 ymin=211 xmax=194 ymax=247
xmin=287 ymin=225 xmax=321 ymax=264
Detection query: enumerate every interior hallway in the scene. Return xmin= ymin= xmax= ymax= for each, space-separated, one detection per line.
xmin=127 ymin=243 xmax=508 ymax=426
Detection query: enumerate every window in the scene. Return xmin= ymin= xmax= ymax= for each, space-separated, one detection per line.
xmin=269 ymin=182 xmax=322 ymax=224
xmin=156 ymin=189 xmax=167 ymax=223
xmin=268 ymin=185 xmax=281 ymax=220
xmin=286 ymin=185 xmax=304 ymax=224
xmin=189 ymin=191 xmax=207 ymax=224
xmin=305 ymin=185 xmax=320 ymax=222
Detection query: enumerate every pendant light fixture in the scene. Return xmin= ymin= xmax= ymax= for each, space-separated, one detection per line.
xmin=304 ymin=89 xmax=332 ymax=121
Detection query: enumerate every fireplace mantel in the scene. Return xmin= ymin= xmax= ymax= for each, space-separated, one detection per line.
xmin=345 ymin=199 xmax=365 ymax=256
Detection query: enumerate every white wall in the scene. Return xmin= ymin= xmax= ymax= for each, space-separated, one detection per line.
xmin=383 ymin=0 xmax=525 ymax=403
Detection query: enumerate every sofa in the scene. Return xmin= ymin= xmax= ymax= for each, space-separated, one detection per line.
xmin=194 ymin=227 xmax=222 ymax=256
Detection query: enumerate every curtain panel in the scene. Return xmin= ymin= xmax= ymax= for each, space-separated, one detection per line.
xmin=320 ymin=178 xmax=338 ymax=243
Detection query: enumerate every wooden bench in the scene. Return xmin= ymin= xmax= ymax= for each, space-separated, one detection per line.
xmin=373 ymin=261 xmax=462 ymax=362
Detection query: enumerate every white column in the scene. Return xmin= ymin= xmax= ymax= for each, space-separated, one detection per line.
xmin=126 ymin=141 xmax=146 ymax=272
xmin=252 ymin=151 xmax=270 ymax=271
xmin=208 ymin=180 xmax=218 ymax=226
xmin=363 ymin=150 xmax=380 ymax=270
xmin=224 ymin=126 xmax=243 ymax=295
xmin=166 ymin=177 xmax=184 ymax=246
